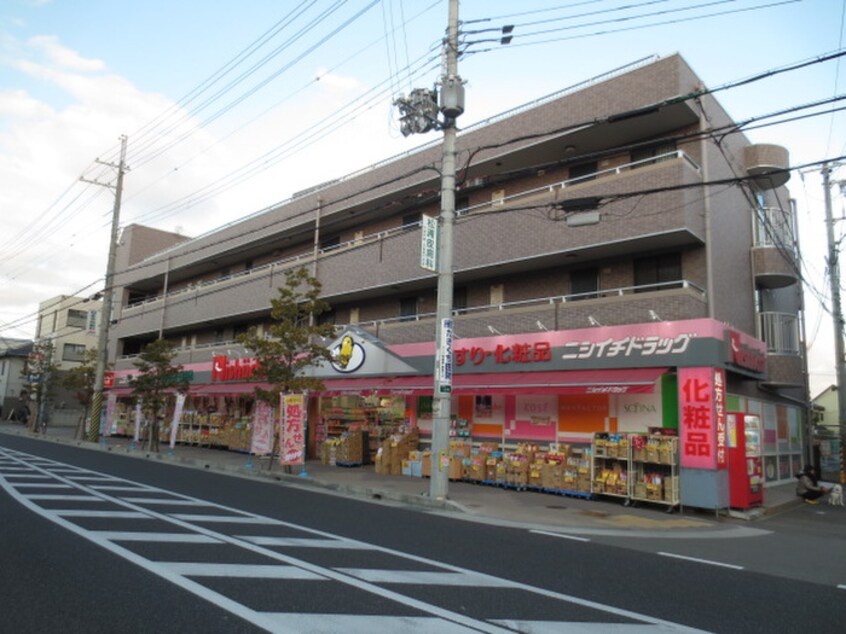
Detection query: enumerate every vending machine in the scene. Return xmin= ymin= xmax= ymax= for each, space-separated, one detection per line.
xmin=727 ymin=413 xmax=764 ymax=508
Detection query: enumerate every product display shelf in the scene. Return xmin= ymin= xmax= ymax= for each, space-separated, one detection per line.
xmin=592 ymin=433 xmax=632 ymax=501
xmin=629 ymin=435 xmax=680 ymax=512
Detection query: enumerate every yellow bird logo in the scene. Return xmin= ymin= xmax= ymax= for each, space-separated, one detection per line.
xmin=337 ymin=335 xmax=354 ymax=369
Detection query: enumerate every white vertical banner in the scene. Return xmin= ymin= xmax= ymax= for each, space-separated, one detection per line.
xmin=420 ymin=214 xmax=438 ymax=271
xmin=169 ymin=393 xmax=187 ymax=450
xmin=437 ymin=318 xmax=454 ymax=394
xmin=250 ymin=400 xmax=274 ymax=456
xmin=133 ymin=402 xmax=142 ymax=443
xmin=104 ymin=393 xmax=117 ymax=436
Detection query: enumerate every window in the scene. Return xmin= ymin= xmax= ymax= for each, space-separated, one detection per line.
xmin=317 ymin=310 xmax=336 ymax=326
xmin=634 ymin=253 xmax=682 ymax=292
xmin=453 ymin=287 xmax=468 ymax=313
xmin=569 ymin=161 xmax=598 ymax=182
xmin=67 ymin=309 xmax=87 ymax=329
xmin=320 ymin=235 xmax=341 ymax=251
xmin=570 ymin=268 xmax=599 ymax=300
xmin=456 ymin=195 xmax=470 ymax=213
xmin=631 ymin=142 xmax=677 ymax=167
xmin=213 ymin=328 xmax=225 ymax=343
xmin=62 ymin=343 xmax=86 ymax=362
xmin=402 ymin=212 xmax=422 ymax=228
xmin=399 ymin=297 xmax=418 ymax=321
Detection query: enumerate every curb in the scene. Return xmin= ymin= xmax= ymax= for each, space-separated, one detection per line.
xmin=0 ymin=427 xmax=459 ymax=514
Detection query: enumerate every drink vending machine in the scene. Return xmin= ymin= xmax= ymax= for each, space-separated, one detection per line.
xmin=727 ymin=413 xmax=764 ymax=508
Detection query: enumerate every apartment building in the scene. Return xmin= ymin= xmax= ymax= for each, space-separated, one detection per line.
xmin=0 ymin=337 xmax=32 ymax=419
xmin=35 ymin=294 xmax=102 ymax=424
xmin=107 ymin=55 xmax=805 ymax=500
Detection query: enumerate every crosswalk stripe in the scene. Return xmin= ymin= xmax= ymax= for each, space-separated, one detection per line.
xmin=26 ymin=494 xmax=104 ymax=501
xmin=54 ymin=510 xmax=151 ymax=518
xmin=122 ymin=498 xmax=205 ymax=505
xmin=491 ymin=620 xmax=670 ymax=633
xmin=169 ymin=514 xmax=282 ymax=524
xmin=237 ymin=536 xmax=375 ymax=549
xmin=10 ymin=483 xmax=72 ymax=489
xmin=260 ymin=614 xmax=485 ymax=633
xmin=160 ymin=562 xmax=326 ymax=580
xmin=91 ymin=531 xmax=221 ymax=543
xmin=336 ymin=568 xmax=518 ymax=587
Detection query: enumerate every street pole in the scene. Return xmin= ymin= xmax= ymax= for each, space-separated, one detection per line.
xmin=87 ymin=135 xmax=128 ymax=442
xmin=822 ymin=163 xmax=846 ymax=485
xmin=429 ymin=0 xmax=461 ymax=500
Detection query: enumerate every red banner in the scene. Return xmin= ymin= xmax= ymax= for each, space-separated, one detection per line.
xmin=679 ymin=367 xmax=727 ymax=470
xmin=279 ymin=394 xmax=306 ymax=465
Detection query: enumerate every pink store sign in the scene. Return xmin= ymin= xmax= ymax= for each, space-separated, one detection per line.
xmin=679 ymin=367 xmax=727 ymax=470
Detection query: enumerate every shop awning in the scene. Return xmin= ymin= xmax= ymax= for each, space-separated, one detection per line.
xmin=320 ymin=368 xmax=668 ymax=396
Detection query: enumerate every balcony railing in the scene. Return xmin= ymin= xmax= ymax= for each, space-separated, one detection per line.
xmin=754 ymin=206 xmax=795 ymax=250
xmin=124 ymin=151 xmax=701 ymax=313
xmin=759 ymin=311 xmax=800 ymax=354
xmin=118 ymin=279 xmax=705 ymax=362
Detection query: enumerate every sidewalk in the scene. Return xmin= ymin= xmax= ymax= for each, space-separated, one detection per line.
xmin=0 ymin=421 xmax=801 ymax=535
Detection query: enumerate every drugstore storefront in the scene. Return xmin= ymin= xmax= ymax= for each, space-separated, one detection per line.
xmin=106 ymin=318 xmax=804 ymax=493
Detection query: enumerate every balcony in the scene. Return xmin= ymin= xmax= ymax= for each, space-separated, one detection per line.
xmin=115 ymin=152 xmax=707 ymax=340
xmin=114 ymin=281 xmax=708 ymax=370
xmin=752 ymin=206 xmax=798 ymax=288
xmin=758 ymin=311 xmax=804 ymax=388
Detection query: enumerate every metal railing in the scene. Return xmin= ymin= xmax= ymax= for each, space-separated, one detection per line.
xmin=124 ymin=152 xmax=700 ymax=313
xmin=754 ymin=206 xmax=795 ymax=250
xmin=759 ymin=311 xmax=800 ymax=354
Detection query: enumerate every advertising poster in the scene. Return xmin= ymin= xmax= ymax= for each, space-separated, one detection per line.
xmin=250 ymin=400 xmax=274 ymax=456
xmin=279 ymin=393 xmax=306 ymax=465
xmin=104 ymin=393 xmax=117 ymax=436
xmin=678 ymin=367 xmax=727 ymax=470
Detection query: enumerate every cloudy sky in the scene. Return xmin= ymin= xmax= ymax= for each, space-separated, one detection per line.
xmin=0 ymin=0 xmax=843 ymax=394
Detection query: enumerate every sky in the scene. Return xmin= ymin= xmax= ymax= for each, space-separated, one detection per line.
xmin=0 ymin=0 xmax=844 ymax=396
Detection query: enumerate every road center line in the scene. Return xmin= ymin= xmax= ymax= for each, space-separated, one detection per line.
xmin=659 ymin=552 xmax=744 ymax=570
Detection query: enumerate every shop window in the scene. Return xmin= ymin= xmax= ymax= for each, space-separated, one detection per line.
xmin=62 ymin=343 xmax=86 ymax=362
xmin=66 ymin=309 xmax=88 ymax=329
xmin=569 ymin=161 xmax=598 ymax=182
xmin=634 ymin=253 xmax=682 ymax=292
xmin=570 ymin=267 xmax=599 ymax=300
xmin=399 ymin=297 xmax=418 ymax=321
xmin=631 ymin=141 xmax=677 ymax=167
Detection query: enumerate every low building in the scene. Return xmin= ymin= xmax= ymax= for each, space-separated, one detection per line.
xmin=0 ymin=337 xmax=32 ymax=421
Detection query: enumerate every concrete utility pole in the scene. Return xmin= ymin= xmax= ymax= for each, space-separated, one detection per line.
xmin=85 ymin=135 xmax=128 ymax=442
xmin=392 ymin=0 xmax=463 ymax=499
xmin=822 ymin=163 xmax=846 ymax=484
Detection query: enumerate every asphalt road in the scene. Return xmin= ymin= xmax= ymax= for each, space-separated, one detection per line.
xmin=2 ymin=434 xmax=844 ymax=633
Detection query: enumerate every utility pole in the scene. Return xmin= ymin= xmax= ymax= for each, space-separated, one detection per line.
xmin=822 ymin=163 xmax=846 ymax=485
xmin=84 ymin=134 xmax=128 ymax=442
xmin=393 ymin=0 xmax=463 ymax=499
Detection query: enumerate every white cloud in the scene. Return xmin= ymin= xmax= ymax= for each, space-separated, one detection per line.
xmin=0 ymin=88 xmax=53 ymax=119
xmin=26 ymin=34 xmax=104 ymax=71
xmin=314 ymin=68 xmax=362 ymax=92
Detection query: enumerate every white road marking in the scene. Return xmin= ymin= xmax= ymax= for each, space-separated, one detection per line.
xmin=0 ymin=474 xmax=50 ymax=479
xmin=26 ymin=494 xmax=105 ymax=501
xmin=530 ymin=529 xmax=591 ymax=542
xmin=10 ymin=483 xmax=72 ymax=489
xmin=169 ymin=513 xmax=283 ymax=524
xmin=0 ymin=446 xmax=708 ymax=634
xmin=237 ymin=536 xmax=377 ymax=549
xmin=658 ymin=552 xmax=744 ymax=570
xmin=492 ymin=621 xmax=678 ymax=633
xmin=261 ymin=614 xmax=478 ymax=633
xmin=838 ymin=584 xmax=846 ymax=591
xmin=161 ymin=562 xmax=326 ymax=580
xmin=89 ymin=485 xmax=155 ymax=492
xmin=122 ymin=497 xmax=206 ymax=505
xmin=93 ymin=531 xmax=222 ymax=543
xmin=336 ymin=568 xmax=519 ymax=587
xmin=54 ymin=510 xmax=152 ymax=519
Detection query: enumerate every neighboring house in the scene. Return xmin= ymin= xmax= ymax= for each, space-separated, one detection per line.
xmin=36 ymin=295 xmax=102 ymax=426
xmin=107 ymin=54 xmax=806 ymax=495
xmin=0 ymin=337 xmax=32 ymax=420
xmin=810 ymin=385 xmax=842 ymax=482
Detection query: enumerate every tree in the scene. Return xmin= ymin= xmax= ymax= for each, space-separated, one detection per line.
xmin=23 ymin=341 xmax=59 ymax=433
xmin=237 ymin=267 xmax=336 ymax=468
xmin=129 ymin=339 xmax=189 ymax=452
xmin=62 ymin=348 xmax=103 ymax=440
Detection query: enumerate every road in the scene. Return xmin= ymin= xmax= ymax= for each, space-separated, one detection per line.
xmin=1 ymin=433 xmax=844 ymax=633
